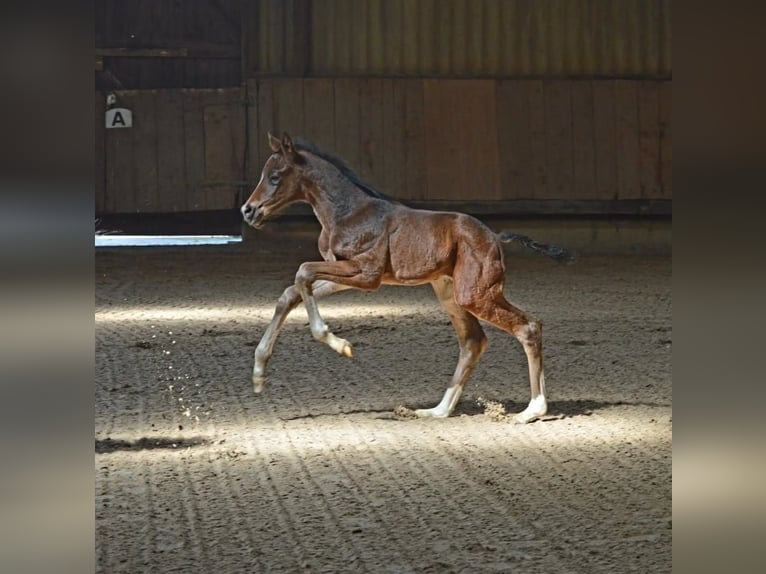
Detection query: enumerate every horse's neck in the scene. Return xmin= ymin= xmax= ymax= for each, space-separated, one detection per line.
xmin=306 ymin=173 xmax=372 ymax=231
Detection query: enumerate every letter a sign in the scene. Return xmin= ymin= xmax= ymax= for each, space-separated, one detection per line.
xmin=105 ymin=107 xmax=132 ymax=129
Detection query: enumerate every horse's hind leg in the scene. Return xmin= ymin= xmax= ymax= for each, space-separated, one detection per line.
xmin=252 ymin=280 xmax=349 ymax=392
xmin=459 ymin=285 xmax=547 ymax=424
xmin=415 ymin=277 xmax=488 ymax=418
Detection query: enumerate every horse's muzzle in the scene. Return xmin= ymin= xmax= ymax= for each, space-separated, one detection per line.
xmin=241 ymin=203 xmax=265 ymax=228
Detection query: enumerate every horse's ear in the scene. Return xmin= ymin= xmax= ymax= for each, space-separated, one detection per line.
xmin=267 ymin=132 xmax=281 ymax=153
xmin=281 ymin=132 xmax=304 ymax=165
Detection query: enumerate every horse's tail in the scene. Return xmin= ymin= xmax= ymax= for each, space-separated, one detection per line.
xmin=498 ymin=231 xmax=576 ymax=264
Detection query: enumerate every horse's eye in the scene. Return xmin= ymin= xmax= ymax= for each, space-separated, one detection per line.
xmin=268 ymin=173 xmax=281 ymax=186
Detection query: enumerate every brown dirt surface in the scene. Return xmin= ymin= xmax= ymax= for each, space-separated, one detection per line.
xmin=96 ymin=228 xmax=672 ymax=573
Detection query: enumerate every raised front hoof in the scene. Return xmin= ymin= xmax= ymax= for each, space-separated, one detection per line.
xmin=414 ymin=407 xmax=450 ymax=419
xmin=253 ymin=376 xmax=268 ymax=394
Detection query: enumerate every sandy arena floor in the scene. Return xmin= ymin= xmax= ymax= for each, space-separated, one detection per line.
xmin=95 ymin=228 xmax=671 ymax=573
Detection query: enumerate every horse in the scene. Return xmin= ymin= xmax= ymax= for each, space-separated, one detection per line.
xmin=240 ymin=132 xmax=574 ymax=423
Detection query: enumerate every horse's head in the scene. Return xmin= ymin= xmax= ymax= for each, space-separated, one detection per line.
xmin=241 ymin=132 xmax=306 ymax=229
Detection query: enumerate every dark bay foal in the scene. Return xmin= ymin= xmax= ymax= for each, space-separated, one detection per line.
xmin=241 ymin=132 xmax=574 ymax=423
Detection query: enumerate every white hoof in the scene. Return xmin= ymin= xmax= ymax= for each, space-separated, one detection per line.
xmin=253 ymin=375 xmax=268 ymax=394
xmin=414 ymin=407 xmax=450 ymax=418
xmin=512 ymin=396 xmax=547 ymax=424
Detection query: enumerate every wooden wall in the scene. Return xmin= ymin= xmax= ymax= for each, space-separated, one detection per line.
xmin=96 ymin=79 xmax=671 ymax=214
xmin=246 ymin=0 xmax=672 ymax=78
xmin=97 ymin=89 xmax=246 ymax=214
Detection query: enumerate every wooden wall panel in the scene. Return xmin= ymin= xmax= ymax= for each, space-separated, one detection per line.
xmin=614 ymin=80 xmax=641 ymax=199
xmin=423 ymin=80 xmax=500 ymax=201
xmin=202 ymin=90 xmax=246 ymax=210
xmin=543 ymin=81 xmax=574 ymax=198
xmin=183 ymin=91 xmax=206 ymax=211
xmin=334 ymin=79 xmax=361 ymax=174
xmin=571 ymin=82 xmax=598 ymax=199
xmin=358 ymin=79 xmax=386 ymax=188
xmin=382 ymin=79 xmax=407 ymax=198
xmin=302 ymin=79 xmax=336 ymax=152
xmin=403 ymin=80 xmax=426 ymax=201
xmin=155 ymin=90 xmax=187 ymax=211
xmin=527 ymin=81 xmax=548 ymax=200
xmin=131 ymin=92 xmax=159 ymax=212
xmin=593 ymin=82 xmax=618 ymax=200
xmin=497 ymin=81 xmax=534 ymax=199
xmin=97 ymin=79 xmax=670 ymax=215
xmin=638 ymin=82 xmax=661 ymax=199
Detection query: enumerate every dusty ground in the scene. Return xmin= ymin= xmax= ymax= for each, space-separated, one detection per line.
xmin=95 ymin=227 xmax=671 ymax=573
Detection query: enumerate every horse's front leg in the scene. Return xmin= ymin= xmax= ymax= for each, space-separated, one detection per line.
xmin=294 ymin=260 xmax=380 ymax=357
xmin=253 ymin=280 xmax=349 ymax=392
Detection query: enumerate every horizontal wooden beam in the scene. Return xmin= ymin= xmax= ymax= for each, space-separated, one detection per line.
xmin=96 ymin=45 xmax=240 ymax=59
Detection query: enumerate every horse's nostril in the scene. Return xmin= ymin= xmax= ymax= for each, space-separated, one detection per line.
xmin=242 ymin=204 xmax=253 ymax=216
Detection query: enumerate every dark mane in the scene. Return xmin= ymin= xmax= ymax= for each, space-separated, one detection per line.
xmin=293 ymin=137 xmax=396 ymax=202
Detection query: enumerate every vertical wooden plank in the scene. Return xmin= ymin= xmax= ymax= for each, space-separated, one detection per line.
xmin=273 ymin=79 xmax=305 ymax=138
xmin=543 ymin=80 xmax=574 ymax=198
xmin=467 ymin=0 xmax=485 ymax=74
xmin=498 ymin=0 xmax=517 ymax=75
xmin=358 ymin=79 xmax=385 ymax=187
xmin=383 ymin=79 xmax=407 ymax=198
xmin=423 ymin=80 xmax=449 ymax=199
xmin=183 ymin=90 xmax=206 ymax=211
xmin=302 ymin=79 xmax=336 ymax=151
xmin=309 ymin=0 xmax=328 ymax=74
xmin=638 ymin=82 xmax=660 ymax=198
xmin=383 ymin=0 xmax=404 ymax=74
xmin=404 ymin=80 xmax=425 ymax=200
xmin=436 ymin=1 xmax=452 ymax=74
xmin=418 ymin=0 xmax=436 ymax=75
xmin=527 ymin=80 xmax=547 ymax=199
xmin=334 ymin=79 xmax=361 ymax=172
xmin=105 ymin=104 xmax=135 ymax=213
xmin=95 ymin=93 xmax=106 ymax=213
xmin=245 ymin=80 xmax=262 ymax=186
xmin=484 ymin=0 xmax=501 ymax=75
xmin=285 ymin=0 xmax=311 ymax=76
xmin=367 ymin=0 xmax=385 ymax=74
xmin=243 ymin=0 xmax=259 ymax=77
xmin=333 ymin=0 xmax=352 ymax=74
xmin=614 ymin=80 xmax=641 ymax=199
xmin=402 ymin=0 xmax=419 ymax=74
xmin=497 ymin=80 xmax=534 ymax=199
xmin=131 ymin=91 xmax=159 ymax=212
xmin=228 ymin=89 xmax=247 ymax=208
xmin=571 ymin=81 xmax=598 ymax=199
xmin=267 ymin=0 xmax=285 ymax=73
xmin=659 ymin=81 xmax=672 ymax=198
xmin=203 ymin=89 xmax=246 ymax=211
xmin=351 ymin=0 xmax=369 ymax=73
xmin=423 ymin=80 xmax=499 ymax=201
xmin=660 ymin=0 xmax=672 ymax=77
xmin=257 ymin=80 xmax=275 ymax=172
xmin=155 ymin=90 xmax=187 ymax=212
xmin=451 ymin=0 xmax=467 ymax=74
xmin=593 ymin=81 xmax=618 ymax=199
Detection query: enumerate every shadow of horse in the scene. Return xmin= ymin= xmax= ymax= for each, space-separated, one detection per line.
xmin=276 ymin=399 xmax=670 ymax=422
